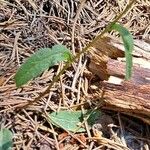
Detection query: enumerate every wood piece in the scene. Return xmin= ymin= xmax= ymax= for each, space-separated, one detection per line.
xmin=107 ymin=59 xmax=150 ymax=85
xmin=92 ymin=80 xmax=150 ymax=125
xmin=87 ymin=36 xmax=150 ymax=124
xmin=88 ymin=37 xmax=124 ymax=80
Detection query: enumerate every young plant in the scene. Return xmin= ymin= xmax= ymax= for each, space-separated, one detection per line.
xmin=15 ymin=24 xmax=133 ymax=87
xmin=15 ymin=0 xmax=135 ymax=109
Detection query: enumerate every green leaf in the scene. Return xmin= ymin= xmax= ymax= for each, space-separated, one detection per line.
xmin=15 ymin=44 xmax=72 ymax=87
xmin=48 ymin=109 xmax=101 ymax=132
xmin=110 ymin=23 xmax=133 ymax=80
xmin=0 ymin=128 xmax=13 ymax=150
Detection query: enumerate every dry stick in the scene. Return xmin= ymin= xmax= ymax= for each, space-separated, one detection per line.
xmin=11 ymin=32 xmax=21 ymax=63
xmin=19 ymin=0 xmax=136 ymax=110
xmin=14 ymin=0 xmax=32 ymax=16
xmin=71 ymin=0 xmax=86 ymax=55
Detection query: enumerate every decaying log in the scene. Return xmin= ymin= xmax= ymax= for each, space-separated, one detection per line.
xmin=87 ymin=37 xmax=124 ymax=80
xmin=87 ymin=36 xmax=150 ymax=124
xmin=107 ymin=59 xmax=150 ymax=85
xmin=97 ymin=80 xmax=150 ymax=125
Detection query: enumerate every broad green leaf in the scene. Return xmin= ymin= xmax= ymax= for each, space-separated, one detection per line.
xmin=0 ymin=128 xmax=13 ymax=150
xmin=15 ymin=44 xmax=72 ymax=87
xmin=48 ymin=109 xmax=101 ymax=132
xmin=110 ymin=23 xmax=133 ymax=80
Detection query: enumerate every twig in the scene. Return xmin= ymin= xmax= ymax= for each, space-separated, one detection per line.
xmin=71 ymin=0 xmax=86 ymax=55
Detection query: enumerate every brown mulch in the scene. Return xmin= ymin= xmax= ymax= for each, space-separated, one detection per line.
xmin=0 ymin=0 xmax=150 ymax=149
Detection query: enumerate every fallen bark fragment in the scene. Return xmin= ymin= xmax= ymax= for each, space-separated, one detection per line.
xmin=87 ymin=36 xmax=150 ymax=124
xmin=98 ymin=81 xmax=150 ymax=124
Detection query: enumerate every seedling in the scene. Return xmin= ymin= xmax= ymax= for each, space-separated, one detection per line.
xmin=15 ymin=0 xmax=135 ymax=109
xmin=15 ymin=23 xmax=133 ymax=87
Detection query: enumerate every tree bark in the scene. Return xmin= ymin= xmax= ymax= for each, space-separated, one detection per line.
xmin=87 ymin=36 xmax=150 ymax=124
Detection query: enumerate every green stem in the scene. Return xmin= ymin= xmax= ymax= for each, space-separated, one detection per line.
xmin=20 ymin=0 xmax=136 ymax=110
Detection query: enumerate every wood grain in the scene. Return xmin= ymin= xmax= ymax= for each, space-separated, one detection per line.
xmin=87 ymin=36 xmax=150 ymax=124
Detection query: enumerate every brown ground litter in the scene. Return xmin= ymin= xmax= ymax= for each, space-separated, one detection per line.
xmin=0 ymin=0 xmax=150 ymax=149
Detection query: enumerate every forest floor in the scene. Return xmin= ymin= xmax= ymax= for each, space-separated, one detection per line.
xmin=0 ymin=0 xmax=150 ymax=149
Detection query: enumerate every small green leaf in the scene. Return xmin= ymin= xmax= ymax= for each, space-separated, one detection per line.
xmin=110 ymin=23 xmax=133 ymax=80
xmin=15 ymin=44 xmax=72 ymax=87
xmin=48 ymin=109 xmax=101 ymax=132
xmin=0 ymin=128 xmax=13 ymax=150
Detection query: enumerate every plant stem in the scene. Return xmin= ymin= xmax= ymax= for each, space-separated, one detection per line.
xmin=20 ymin=0 xmax=136 ymax=110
